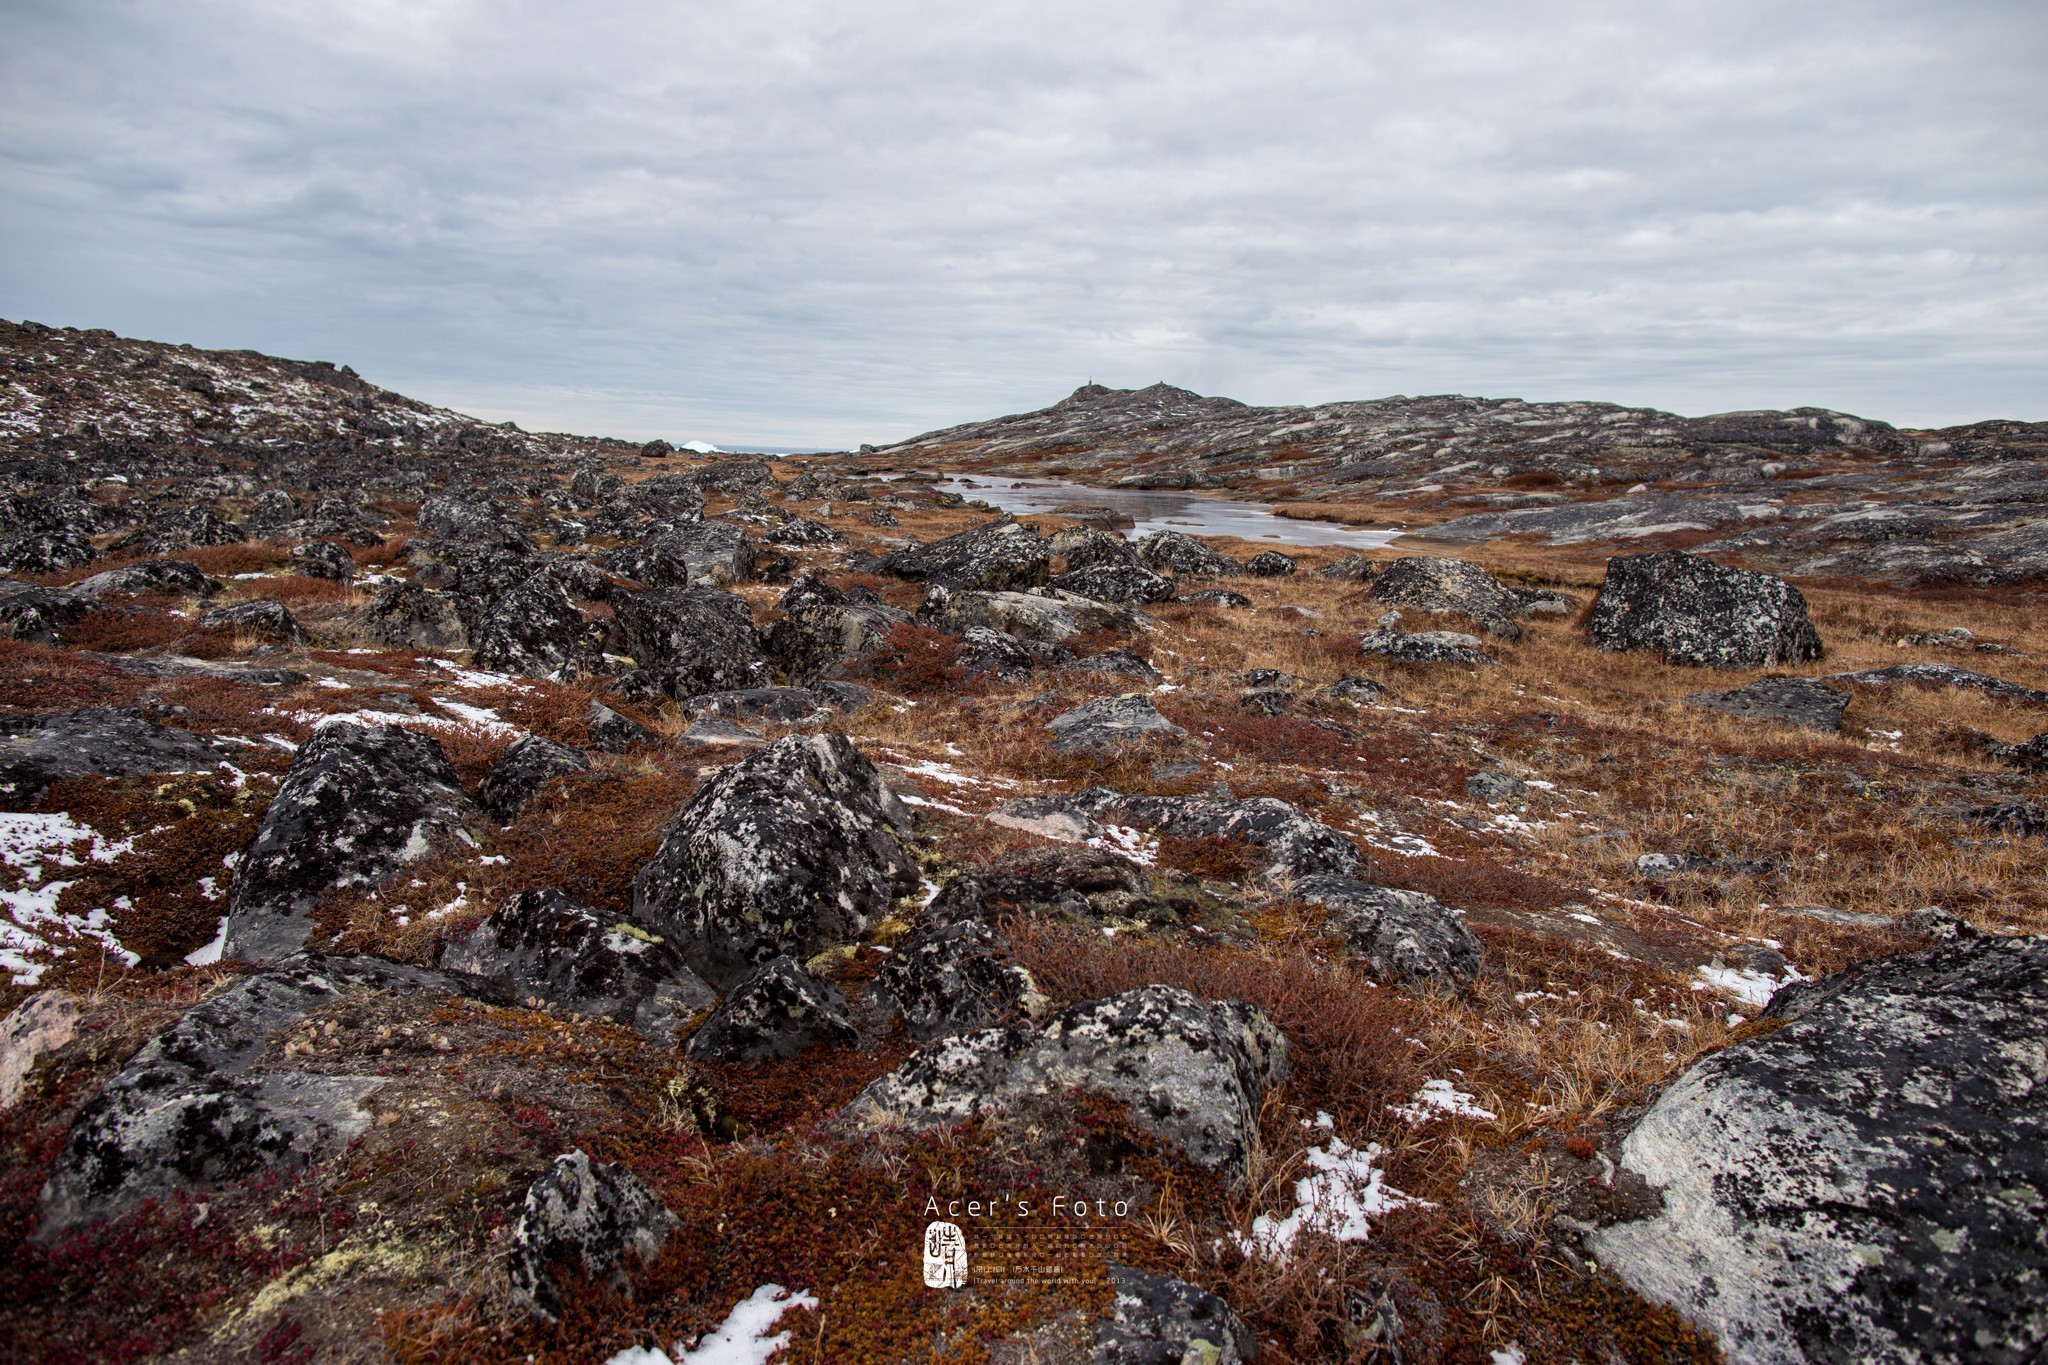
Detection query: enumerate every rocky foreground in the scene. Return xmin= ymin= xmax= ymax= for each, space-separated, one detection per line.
xmin=1 ymin=320 xmax=2044 ymax=1364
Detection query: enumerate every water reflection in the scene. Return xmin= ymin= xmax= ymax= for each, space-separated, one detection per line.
xmin=932 ymin=478 xmax=1399 ymax=550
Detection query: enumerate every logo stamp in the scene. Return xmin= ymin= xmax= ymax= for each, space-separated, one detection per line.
xmin=923 ymin=1220 xmax=968 ymax=1288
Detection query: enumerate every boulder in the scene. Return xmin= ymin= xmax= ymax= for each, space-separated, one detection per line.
xmin=680 ymin=687 xmax=833 ymax=725
xmin=36 ymin=953 xmax=475 ymax=1236
xmin=1465 ymin=770 xmax=1527 ymax=805
xmin=763 ymin=596 xmax=914 ymax=685
xmin=608 ymin=521 xmax=753 ymax=587
xmin=1590 ymin=934 xmax=2048 ymax=1365
xmin=1136 ymin=531 xmax=1240 ymax=577
xmin=362 ymin=582 xmax=469 ymax=651
xmin=763 ymin=516 xmax=843 ymax=547
xmin=196 ymin=598 xmax=304 ymax=645
xmin=922 ymin=585 xmax=1141 ymax=647
xmin=507 ymin=1151 xmax=678 ymax=1324
xmin=1046 ymin=562 xmax=1176 ymax=605
xmin=1046 ymin=694 xmax=1187 ymax=754
xmin=222 ymin=722 xmax=483 ymax=962
xmin=1067 ymin=649 xmax=1160 ymax=685
xmin=846 ymin=985 xmax=1288 ymax=1181
xmin=1327 ymin=676 xmax=1385 ymax=704
xmin=684 ymin=956 xmax=857 ymax=1063
xmin=957 ymin=626 xmax=1044 ymax=681
xmin=2000 ymin=732 xmax=2048 ymax=773
xmin=1357 ymin=629 xmax=1496 ymax=666
xmin=1589 ymin=550 xmax=1823 ymax=668
xmin=1001 ymin=788 xmax=1362 ymax=889
xmin=869 ymin=920 xmax=1046 ymax=1042
xmin=876 ymin=519 xmax=1052 ymax=590
xmin=1091 ymin=1264 xmax=1256 ymax=1365
xmin=611 ymin=585 xmax=766 ymax=700
xmin=1052 ymin=527 xmax=1142 ymax=570
xmin=1293 ymin=877 xmax=1483 ymax=985
xmin=1683 ymin=676 xmax=1850 ymax=733
xmin=0 ymin=580 xmax=98 ymax=641
xmin=0 ymin=529 xmax=96 ymax=574
xmin=470 ymin=570 xmax=604 ymax=679
xmin=108 ymin=507 xmax=246 ymax=555
xmin=73 ymin=558 xmax=219 ymax=600
xmin=1244 ymin=550 xmax=1296 ymax=577
xmin=925 ymin=844 xmax=1156 ymax=927
xmin=1828 ymin=663 xmax=2048 ymax=707
xmin=415 ymin=494 xmax=532 ymax=551
xmin=0 ymin=991 xmax=82 ymax=1109
xmin=440 ymin=888 xmax=714 ymax=1039
xmin=476 ymin=735 xmax=590 ymax=822
xmin=1178 ymin=588 xmax=1252 ymax=608
xmin=587 ymin=700 xmax=658 ymax=753
xmin=0 ymin=709 xmax=225 ymax=805
xmin=631 ymin=734 xmax=917 ymax=987
xmin=1353 ymin=556 xmax=1527 ymax=637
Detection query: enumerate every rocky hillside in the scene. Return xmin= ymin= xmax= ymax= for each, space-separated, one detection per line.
xmin=877 ymin=382 xmax=2048 ymax=586
xmin=0 ymin=321 xmax=2043 ymax=1365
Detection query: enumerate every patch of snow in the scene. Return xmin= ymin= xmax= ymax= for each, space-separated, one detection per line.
xmin=185 ymin=918 xmax=229 ymax=966
xmin=1232 ymin=1113 xmax=1424 ymax=1260
xmin=1693 ymin=963 xmax=1805 ymax=1009
xmin=1093 ymin=823 xmax=1158 ymax=865
xmin=429 ymin=658 xmax=533 ymax=691
xmin=607 ymin=1283 xmax=816 ymax=1365
xmin=898 ymin=793 xmax=974 ymax=817
xmin=680 ymin=439 xmax=722 ymax=454
xmin=432 ymin=699 xmax=519 ymax=736
xmin=0 ymin=813 xmax=139 ymax=984
xmin=1390 ymin=1080 xmax=1498 ymax=1124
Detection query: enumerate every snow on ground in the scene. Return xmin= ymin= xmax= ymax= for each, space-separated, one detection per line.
xmin=606 ymin=1284 xmax=817 ymax=1365
xmin=1232 ymin=1114 xmax=1424 ymax=1260
xmin=272 ymin=705 xmax=521 ymax=741
xmin=429 ymin=658 xmax=534 ymax=691
xmin=0 ymin=813 xmax=138 ymax=983
xmin=1094 ymin=823 xmax=1158 ymax=865
xmin=1390 ymin=1079 xmax=1498 ymax=1124
xmin=1694 ymin=963 xmax=1805 ymax=1009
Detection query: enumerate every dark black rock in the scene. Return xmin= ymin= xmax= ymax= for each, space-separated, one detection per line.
xmin=1465 ymin=770 xmax=1528 ymax=804
xmin=611 ymin=585 xmax=766 ymax=700
xmin=1592 ymin=934 xmax=2048 ymax=1365
xmin=36 ymin=952 xmax=478 ymax=1237
xmin=870 ymin=920 xmax=1044 ymax=1042
xmin=1053 ymin=527 xmax=1142 ymax=570
xmin=631 ymin=734 xmax=917 ymax=987
xmin=289 ymin=539 xmax=357 ymax=582
xmin=763 ymin=516 xmax=843 ymax=547
xmin=1684 ymin=676 xmax=1851 ymax=732
xmin=362 ymin=582 xmax=469 ymax=650
xmin=0 ymin=529 xmax=96 ymax=574
xmin=998 ymin=787 xmax=1363 ymax=889
xmin=440 ymin=888 xmax=713 ymax=1038
xmin=1327 ymin=676 xmax=1385 ymax=704
xmin=762 ymin=598 xmax=913 ymax=686
xmin=1046 ymin=562 xmax=1176 ymax=604
xmin=222 ymin=722 xmax=482 ymax=962
xmin=506 ymin=1150 xmax=678 ymax=1323
xmin=607 ymin=521 xmax=754 ymax=588
xmin=1091 ymin=1264 xmax=1256 ymax=1364
xmin=684 ymin=955 xmax=857 ymax=1063
xmin=2000 ymin=732 xmax=2048 ymax=773
xmin=476 ymin=735 xmax=590 ymax=822
xmin=1293 ymin=876 xmax=1483 ymax=985
xmin=1238 ymin=687 xmax=1294 ymax=716
xmin=73 ymin=558 xmax=219 ymax=600
xmin=1244 ymin=550 xmax=1297 ymax=577
xmin=0 ymin=708 xmax=224 ymax=805
xmin=1136 ymin=530 xmax=1240 ymax=577
xmin=470 ymin=570 xmax=605 ymax=679
xmin=1589 ymin=550 xmax=1824 ymax=668
xmin=415 ymin=494 xmax=532 ymax=550
xmin=875 ymin=519 xmax=1052 ymax=590
xmin=588 ymin=700 xmax=659 ymax=753
xmin=1965 ymin=799 xmax=2048 ymax=838
xmin=197 ymin=598 xmax=304 ymax=645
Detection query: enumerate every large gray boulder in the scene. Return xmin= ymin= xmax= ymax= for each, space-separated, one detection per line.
xmin=846 ymin=985 xmax=1288 ymax=1182
xmin=469 ymin=570 xmax=604 ymax=679
xmin=1136 ymin=531 xmax=1240 ymax=577
xmin=507 ymin=1151 xmax=678 ymax=1323
xmin=1046 ymin=562 xmax=1176 ymax=605
xmin=1358 ymin=628 xmax=1496 ymax=666
xmin=1590 ymin=934 xmax=2048 ymax=1365
xmin=608 ymin=521 xmax=753 ymax=587
xmin=36 ymin=953 xmax=473 ymax=1237
xmin=631 ymin=734 xmax=917 ymax=987
xmin=869 ymin=920 xmax=1046 ymax=1042
xmin=1589 ymin=550 xmax=1823 ymax=668
xmin=875 ymin=519 xmax=1051 ymax=590
xmin=611 ymin=584 xmax=767 ymax=700
xmin=762 ymin=578 xmax=913 ymax=685
xmin=440 ymin=888 xmax=715 ymax=1039
xmin=0 ymin=580 xmax=99 ymax=641
xmin=1046 ymin=694 xmax=1187 ymax=754
xmin=222 ymin=722 xmax=483 ymax=962
xmin=1353 ymin=556 xmax=1529 ymax=638
xmin=475 ymin=734 xmax=590 ymax=823
xmin=921 ymin=584 xmax=1142 ymax=647
xmin=0 ymin=709 xmax=225 ymax=805
xmin=362 ymin=582 xmax=469 ymax=651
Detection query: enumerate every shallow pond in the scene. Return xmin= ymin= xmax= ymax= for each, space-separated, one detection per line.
xmin=932 ymin=477 xmax=1400 ymax=551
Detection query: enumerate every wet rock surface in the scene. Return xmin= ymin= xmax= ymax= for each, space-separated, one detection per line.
xmin=846 ymin=984 xmax=1288 ymax=1180
xmin=222 ymin=722 xmax=483 ymax=962
xmin=1591 ymin=935 xmax=2048 ymax=1365
xmin=442 ymin=888 xmax=716 ymax=1040
xmin=684 ymin=955 xmax=857 ymax=1063
xmin=632 ymin=734 xmax=917 ymax=987
xmin=1589 ymin=550 xmax=1823 ymax=668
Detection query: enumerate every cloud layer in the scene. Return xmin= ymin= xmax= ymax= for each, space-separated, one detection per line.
xmin=3 ymin=0 xmax=2043 ymax=443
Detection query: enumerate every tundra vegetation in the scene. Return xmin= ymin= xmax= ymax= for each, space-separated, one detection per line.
xmin=1 ymin=320 xmax=2044 ymax=1364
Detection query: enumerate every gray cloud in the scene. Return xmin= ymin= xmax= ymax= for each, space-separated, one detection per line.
xmin=3 ymin=0 xmax=2043 ymax=443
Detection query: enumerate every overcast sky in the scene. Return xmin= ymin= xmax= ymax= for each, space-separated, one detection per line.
xmin=3 ymin=0 xmax=2043 ymax=446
